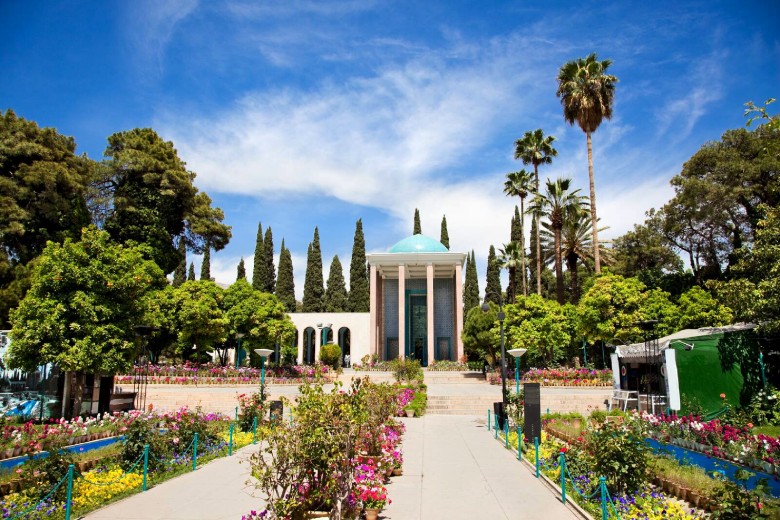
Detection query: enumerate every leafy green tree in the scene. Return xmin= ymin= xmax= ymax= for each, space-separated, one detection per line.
xmin=325 ymin=255 xmax=348 ymax=312
xmin=302 ymin=228 xmax=324 ymax=312
xmin=463 ymin=251 xmax=480 ymax=315
xmin=101 ymin=128 xmax=230 ymax=273
xmin=413 ymin=208 xmax=422 ymax=235
xmin=347 ymin=219 xmax=369 ymax=312
xmin=514 ymin=130 xmax=558 ymax=294
xmin=709 ymin=206 xmax=780 ymax=334
xmin=276 ymin=239 xmax=296 ymax=312
xmin=674 ymin=286 xmax=732 ymax=330
xmin=485 ymin=245 xmax=502 ymax=305
xmin=140 ymin=284 xmax=179 ymax=363
xmin=504 ymin=295 xmax=571 ymax=367
xmin=236 ymin=257 xmax=246 ymax=281
xmin=528 ymin=177 xmax=588 ymax=303
xmin=223 ymin=279 xmax=295 ymax=366
xmin=578 ymin=273 xmax=645 ymax=343
xmin=200 ymin=245 xmax=211 ymax=281
xmin=0 ymin=110 xmax=95 ymax=326
xmin=8 ymin=226 xmax=166 ymax=374
xmin=252 ymin=222 xmax=265 ymax=291
xmin=498 ymin=242 xmax=522 ymax=304
xmin=263 ymin=226 xmax=276 ymax=293
xmin=612 ymin=214 xmax=683 ymax=282
xmin=639 ymin=288 xmax=680 ymax=339
xmin=172 ymin=239 xmax=187 ymax=287
xmin=173 ymin=280 xmax=229 ymax=361
xmin=440 ymin=215 xmax=450 ymax=249
xmin=462 ymin=303 xmax=500 ymax=366
xmin=187 ymin=262 xmax=196 ymax=281
xmin=556 ymin=53 xmax=618 ymax=273
xmin=505 ymin=171 xmax=534 ymax=296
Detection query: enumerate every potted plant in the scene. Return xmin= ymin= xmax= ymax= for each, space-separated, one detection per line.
xmin=404 ymin=407 xmax=414 ymax=418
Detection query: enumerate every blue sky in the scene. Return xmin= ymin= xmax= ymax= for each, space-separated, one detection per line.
xmin=2 ymin=0 xmax=778 ymax=296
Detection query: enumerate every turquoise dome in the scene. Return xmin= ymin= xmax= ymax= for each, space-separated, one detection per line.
xmin=388 ymin=234 xmax=448 ymax=253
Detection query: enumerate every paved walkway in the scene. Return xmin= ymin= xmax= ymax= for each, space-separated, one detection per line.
xmin=85 ymin=416 xmax=579 ymax=520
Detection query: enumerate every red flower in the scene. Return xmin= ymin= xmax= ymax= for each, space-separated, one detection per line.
xmin=559 ymin=447 xmax=568 ymax=454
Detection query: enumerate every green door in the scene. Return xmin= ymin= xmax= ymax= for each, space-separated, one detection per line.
xmin=407 ymin=295 xmax=427 ymax=366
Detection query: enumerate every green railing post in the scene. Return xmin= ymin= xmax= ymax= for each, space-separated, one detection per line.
xmin=560 ymin=452 xmax=566 ymax=504
xmin=229 ymin=423 xmax=234 ymax=456
xmin=252 ymin=416 xmax=258 ymax=445
xmin=235 ymin=406 xmax=238 ymax=421
xmin=192 ymin=433 xmax=199 ymax=470
xmin=487 ymin=410 xmax=491 ymax=432
xmin=546 ymin=408 xmax=550 ymax=416
xmin=534 ymin=437 xmax=539 ymax=478
xmin=65 ymin=464 xmax=74 ymax=520
xmin=600 ymin=476 xmax=608 ymax=520
xmin=142 ymin=444 xmax=149 ymax=491
xmin=504 ymin=421 xmax=509 ymax=449
xmin=517 ymin=425 xmax=522 ymax=461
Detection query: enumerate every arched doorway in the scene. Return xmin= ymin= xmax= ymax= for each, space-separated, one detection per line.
xmin=338 ymin=327 xmax=351 ymax=366
xmin=303 ymin=327 xmax=316 ymax=364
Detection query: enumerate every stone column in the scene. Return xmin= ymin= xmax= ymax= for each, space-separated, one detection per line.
xmin=369 ymin=264 xmax=377 ymax=357
xmin=455 ymin=262 xmax=464 ymax=361
xmin=315 ymin=326 xmax=323 ymax=364
xmin=398 ymin=264 xmax=405 ymax=359
xmin=296 ymin=327 xmax=304 ymax=364
xmin=426 ymin=263 xmax=435 ymax=365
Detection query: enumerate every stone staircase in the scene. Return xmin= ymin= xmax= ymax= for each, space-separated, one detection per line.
xmin=426 ymin=395 xmax=498 ymax=416
xmin=423 ymin=371 xmax=486 ymax=384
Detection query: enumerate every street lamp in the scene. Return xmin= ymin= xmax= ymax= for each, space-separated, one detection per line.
xmin=507 ymin=348 xmax=527 ymax=395
xmin=254 ymin=348 xmax=273 ymax=402
xmin=481 ymin=296 xmax=507 ymax=427
xmin=236 ymin=332 xmax=245 ymax=367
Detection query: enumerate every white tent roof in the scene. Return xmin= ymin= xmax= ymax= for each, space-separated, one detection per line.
xmin=615 ymin=323 xmax=756 ymax=360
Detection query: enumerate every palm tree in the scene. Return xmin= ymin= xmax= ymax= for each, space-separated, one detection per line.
xmin=540 ymin=213 xmax=610 ymax=303
xmin=498 ymin=241 xmax=522 ymax=304
xmin=556 ymin=53 xmax=618 ymax=274
xmin=528 ymin=178 xmax=588 ymax=304
xmin=503 ymin=170 xmax=534 ymax=297
xmin=514 ymin=129 xmax=558 ymax=295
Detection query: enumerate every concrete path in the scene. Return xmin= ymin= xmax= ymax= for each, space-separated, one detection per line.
xmin=85 ymin=416 xmax=579 ymax=520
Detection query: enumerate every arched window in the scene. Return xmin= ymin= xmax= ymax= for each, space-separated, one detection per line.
xmin=303 ymin=327 xmax=316 ymax=364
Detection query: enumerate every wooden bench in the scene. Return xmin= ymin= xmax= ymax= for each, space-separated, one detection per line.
xmin=609 ymin=390 xmax=638 ymax=411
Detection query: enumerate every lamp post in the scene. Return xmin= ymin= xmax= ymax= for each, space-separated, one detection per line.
xmin=482 ymin=296 xmax=507 ymax=426
xmin=507 ymin=348 xmax=527 ymax=395
xmin=254 ymin=348 xmax=273 ymax=402
xmin=236 ymin=333 xmax=245 ymax=367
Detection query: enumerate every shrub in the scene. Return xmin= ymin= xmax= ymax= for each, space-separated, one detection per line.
xmin=587 ymin=421 xmax=650 ymax=494
xmin=388 ymin=357 xmax=423 ymax=383
xmin=320 ymin=343 xmax=342 ymax=368
xmin=237 ymin=391 xmax=268 ymax=432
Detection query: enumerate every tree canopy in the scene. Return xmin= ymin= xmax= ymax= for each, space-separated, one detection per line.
xmin=8 ymin=227 xmax=166 ymax=373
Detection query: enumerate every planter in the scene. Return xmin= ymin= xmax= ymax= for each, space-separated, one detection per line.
xmin=2 ymin=448 xmax=12 ymax=459
xmin=12 ymin=446 xmax=21 ymax=457
xmin=392 ymin=467 xmax=402 ymax=476
xmin=306 ymin=512 xmax=330 ymax=519
xmin=364 ymin=508 xmax=379 ymax=520
xmin=687 ymin=490 xmax=700 ymax=508
xmin=405 ymin=409 xmax=414 ymax=418
xmin=0 ymin=482 xmax=10 ymax=495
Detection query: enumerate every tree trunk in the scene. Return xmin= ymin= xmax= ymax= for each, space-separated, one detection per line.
xmin=520 ymin=198 xmax=527 ymax=297
xmin=566 ymin=252 xmax=579 ymax=303
xmin=554 ymin=228 xmax=564 ymax=304
xmin=507 ymin=266 xmax=516 ymax=304
xmin=534 ymin=165 xmax=542 ymax=295
xmin=586 ymin=131 xmax=601 ymax=273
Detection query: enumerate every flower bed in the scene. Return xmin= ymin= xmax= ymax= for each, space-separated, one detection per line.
xmin=521 ymin=367 xmax=613 ymax=386
xmin=114 ymin=362 xmax=334 ymax=385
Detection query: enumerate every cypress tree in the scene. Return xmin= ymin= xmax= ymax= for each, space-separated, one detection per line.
xmin=252 ymin=222 xmax=265 ymax=291
xmin=263 ymin=227 xmax=276 ymax=293
xmin=510 ymin=206 xmax=524 ymax=297
xmin=413 ymin=208 xmax=422 ymax=235
xmin=172 ymin=239 xmax=186 ymax=287
xmin=188 ymin=262 xmax=196 ymax=281
xmin=347 ymin=219 xmax=369 ymax=312
xmin=528 ymin=218 xmax=540 ymax=295
xmin=464 ymin=250 xmax=480 ymax=313
xmin=200 ymin=245 xmax=211 ymax=281
xmin=276 ymin=239 xmax=296 ymax=312
xmin=236 ymin=257 xmax=246 ymax=280
xmin=324 ymin=255 xmax=348 ymax=312
xmin=485 ymin=245 xmax=501 ymax=305
xmin=302 ymin=227 xmax=324 ymax=312
xmin=440 ymin=215 xmax=450 ymax=249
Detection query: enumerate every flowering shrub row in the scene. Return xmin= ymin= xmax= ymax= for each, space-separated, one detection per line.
xmin=115 ymin=363 xmax=333 ymax=385
xmin=521 ymin=367 xmax=613 ymax=385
